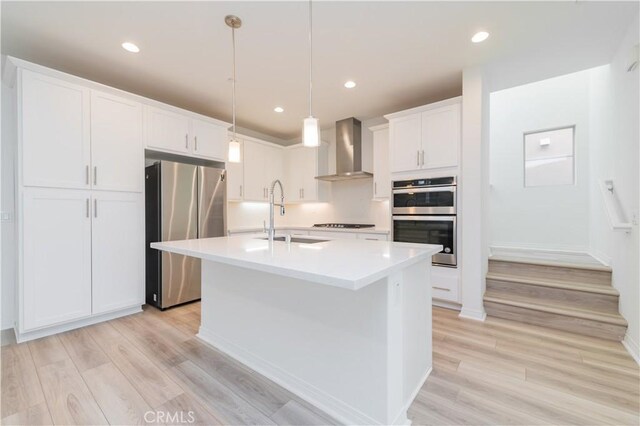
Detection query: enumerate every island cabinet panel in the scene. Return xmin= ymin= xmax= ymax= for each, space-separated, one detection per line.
xmin=144 ymin=106 xmax=191 ymax=155
xmin=91 ymin=192 xmax=144 ymax=315
xmin=226 ymin=138 xmax=244 ymax=201
xmin=22 ymin=188 xmax=93 ymax=331
xmin=190 ymin=118 xmax=227 ymax=161
xmin=21 ymin=69 xmax=91 ymax=189
xmin=90 ymin=90 xmax=143 ymax=192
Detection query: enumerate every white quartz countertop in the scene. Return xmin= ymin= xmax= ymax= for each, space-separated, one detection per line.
xmin=151 ymin=235 xmax=441 ymax=290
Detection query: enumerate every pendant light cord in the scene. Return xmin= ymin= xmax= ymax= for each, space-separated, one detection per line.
xmin=232 ymin=26 xmax=237 ymax=139
xmin=308 ymin=0 xmax=313 ymax=117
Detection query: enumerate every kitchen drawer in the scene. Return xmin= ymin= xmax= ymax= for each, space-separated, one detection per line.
xmin=287 ymin=230 xmax=310 ymax=236
xmin=357 ymin=233 xmax=388 ymax=241
xmin=431 ymin=266 xmax=460 ymax=302
xmin=308 ymin=230 xmax=357 ymax=239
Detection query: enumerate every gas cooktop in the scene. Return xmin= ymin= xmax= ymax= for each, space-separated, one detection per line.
xmin=312 ymin=223 xmax=375 ymax=229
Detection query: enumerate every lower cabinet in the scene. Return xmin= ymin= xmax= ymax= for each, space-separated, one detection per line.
xmin=21 ymin=187 xmax=143 ymax=332
xmin=22 ymin=188 xmax=93 ymax=331
xmin=91 ymin=191 xmax=144 ymax=314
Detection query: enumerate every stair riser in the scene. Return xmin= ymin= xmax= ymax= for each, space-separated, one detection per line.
xmin=484 ymin=301 xmax=626 ymax=341
xmin=486 ymin=279 xmax=619 ymax=313
xmin=489 ymin=261 xmax=612 ymax=286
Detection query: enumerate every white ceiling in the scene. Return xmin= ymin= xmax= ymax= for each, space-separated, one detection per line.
xmin=1 ymin=1 xmax=637 ymax=142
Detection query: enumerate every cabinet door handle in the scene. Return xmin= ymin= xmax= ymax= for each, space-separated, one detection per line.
xmin=93 ymin=166 xmax=97 ymax=185
xmin=195 ymin=136 xmax=198 ymax=151
xmin=94 ymin=199 xmax=98 ymax=218
xmin=421 ymin=150 xmax=425 ymax=166
xmin=85 ymin=165 xmax=89 ymax=185
xmin=240 ymin=185 xmax=243 ymax=197
xmin=185 ymin=134 xmax=189 ymax=149
xmin=417 ymin=150 xmax=420 ymax=166
xmin=374 ymin=182 xmax=377 ymax=195
xmin=86 ymin=198 xmax=90 ymax=218
xmin=302 ymin=188 xmax=304 ymax=199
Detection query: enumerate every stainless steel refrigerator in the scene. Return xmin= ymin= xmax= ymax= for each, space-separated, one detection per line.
xmin=145 ymin=160 xmax=226 ymax=309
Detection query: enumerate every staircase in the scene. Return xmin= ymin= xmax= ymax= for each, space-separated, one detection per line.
xmin=484 ymin=256 xmax=627 ymax=341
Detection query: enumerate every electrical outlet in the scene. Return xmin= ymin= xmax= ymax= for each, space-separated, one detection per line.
xmin=0 ymin=212 xmax=11 ymax=222
xmin=632 ymin=211 xmax=639 ymax=226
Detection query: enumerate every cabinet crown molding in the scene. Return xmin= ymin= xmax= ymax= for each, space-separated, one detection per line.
xmin=384 ymin=96 xmax=462 ymax=121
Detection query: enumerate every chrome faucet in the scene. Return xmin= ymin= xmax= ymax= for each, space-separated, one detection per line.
xmin=267 ymin=179 xmax=285 ymax=242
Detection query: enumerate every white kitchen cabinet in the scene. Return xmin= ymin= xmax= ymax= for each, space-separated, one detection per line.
xmin=371 ymin=125 xmax=390 ymax=199
xmin=191 ymin=118 xmax=227 ymax=161
xmin=421 ymin=104 xmax=460 ymax=169
xmin=308 ymin=230 xmax=358 ymax=239
xmin=386 ymin=98 xmax=461 ymax=173
xmin=226 ymin=138 xmax=244 ymax=201
xmin=285 ymin=144 xmax=328 ymax=203
xmin=431 ymin=266 xmax=460 ymax=303
xmin=91 ymin=192 xmax=144 ymax=314
xmin=389 ymin=114 xmax=421 ymax=173
xmin=22 ymin=188 xmax=92 ymax=331
xmin=357 ymin=233 xmax=388 ymax=241
xmin=243 ymin=139 xmax=284 ymax=201
xmin=144 ymin=106 xmax=191 ymax=154
xmin=21 ymin=69 xmax=90 ymax=189
xmin=90 ymin=91 xmax=143 ymax=192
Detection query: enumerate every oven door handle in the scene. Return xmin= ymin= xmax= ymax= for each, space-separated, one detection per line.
xmin=393 ymin=215 xmax=456 ymax=222
xmin=393 ymin=187 xmax=456 ymax=194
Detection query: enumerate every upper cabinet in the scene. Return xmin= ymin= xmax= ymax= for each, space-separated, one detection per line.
xmin=285 ymin=144 xmax=329 ymax=203
xmin=144 ymin=106 xmax=191 ymax=154
xmin=190 ymin=118 xmax=228 ymax=160
xmin=144 ymin=105 xmax=228 ymax=161
xmin=386 ymin=97 xmax=461 ymax=174
xmin=226 ymin=138 xmax=244 ymax=201
xmin=242 ymin=139 xmax=284 ymax=202
xmin=21 ymin=70 xmax=91 ymax=189
xmin=91 ymin=91 xmax=143 ymax=192
xmin=20 ymin=70 xmax=143 ymax=192
xmin=370 ymin=124 xmax=390 ymax=199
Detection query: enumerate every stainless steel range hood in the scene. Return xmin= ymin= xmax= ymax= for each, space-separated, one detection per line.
xmin=316 ymin=117 xmax=373 ymax=181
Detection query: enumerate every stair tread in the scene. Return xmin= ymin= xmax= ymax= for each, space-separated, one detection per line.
xmin=484 ymin=291 xmax=628 ymax=325
xmin=489 ymin=255 xmax=612 ymax=272
xmin=486 ymin=272 xmax=619 ymax=295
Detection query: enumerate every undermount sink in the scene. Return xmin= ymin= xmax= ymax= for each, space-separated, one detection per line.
xmin=256 ymin=236 xmax=328 ymax=244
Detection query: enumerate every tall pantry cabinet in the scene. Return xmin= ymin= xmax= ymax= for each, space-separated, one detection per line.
xmin=10 ymin=67 xmax=144 ymax=340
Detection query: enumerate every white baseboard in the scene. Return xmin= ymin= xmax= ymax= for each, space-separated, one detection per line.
xmin=433 ymin=299 xmax=462 ymax=311
xmin=459 ymin=307 xmax=486 ymax=321
xmin=15 ymin=305 xmax=142 ymax=343
xmin=490 ymin=243 xmax=590 ymax=254
xmin=623 ymin=333 xmax=640 ymax=366
xmin=588 ymin=248 xmax=612 ymax=267
xmin=198 ymin=326 xmax=391 ymax=425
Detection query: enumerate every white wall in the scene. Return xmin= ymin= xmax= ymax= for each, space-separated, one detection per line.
xmin=227 ymin=118 xmax=391 ymax=231
xmin=588 ymin=16 xmax=639 ymax=361
xmin=489 ymin=70 xmax=592 ymax=251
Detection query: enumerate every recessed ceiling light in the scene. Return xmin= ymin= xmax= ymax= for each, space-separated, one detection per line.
xmin=344 ymin=80 xmax=356 ymax=89
xmin=121 ymin=42 xmax=140 ymax=53
xmin=471 ymin=31 xmax=489 ymax=43
xmin=274 ymin=106 xmax=284 ymax=113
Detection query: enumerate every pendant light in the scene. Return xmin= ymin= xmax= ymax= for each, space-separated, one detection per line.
xmin=303 ymin=0 xmax=320 ymax=147
xmin=226 ymin=15 xmax=242 ymax=163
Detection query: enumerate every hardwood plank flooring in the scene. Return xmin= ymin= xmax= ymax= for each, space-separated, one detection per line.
xmin=2 ymin=303 xmax=638 ymax=425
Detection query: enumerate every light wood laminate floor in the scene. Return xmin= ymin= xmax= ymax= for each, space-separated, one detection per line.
xmin=1 ymin=304 xmax=638 ymax=425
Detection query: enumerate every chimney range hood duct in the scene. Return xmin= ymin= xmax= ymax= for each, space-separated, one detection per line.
xmin=315 ymin=117 xmax=373 ymax=181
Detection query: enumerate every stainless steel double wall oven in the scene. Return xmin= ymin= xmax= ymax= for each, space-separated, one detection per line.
xmin=392 ymin=176 xmax=457 ymax=267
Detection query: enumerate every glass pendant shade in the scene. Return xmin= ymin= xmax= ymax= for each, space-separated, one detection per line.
xmin=303 ymin=116 xmax=320 ymax=147
xmin=228 ymin=137 xmax=241 ymax=163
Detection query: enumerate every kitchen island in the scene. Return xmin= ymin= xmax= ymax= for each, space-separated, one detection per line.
xmin=151 ymin=235 xmax=442 ymax=425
